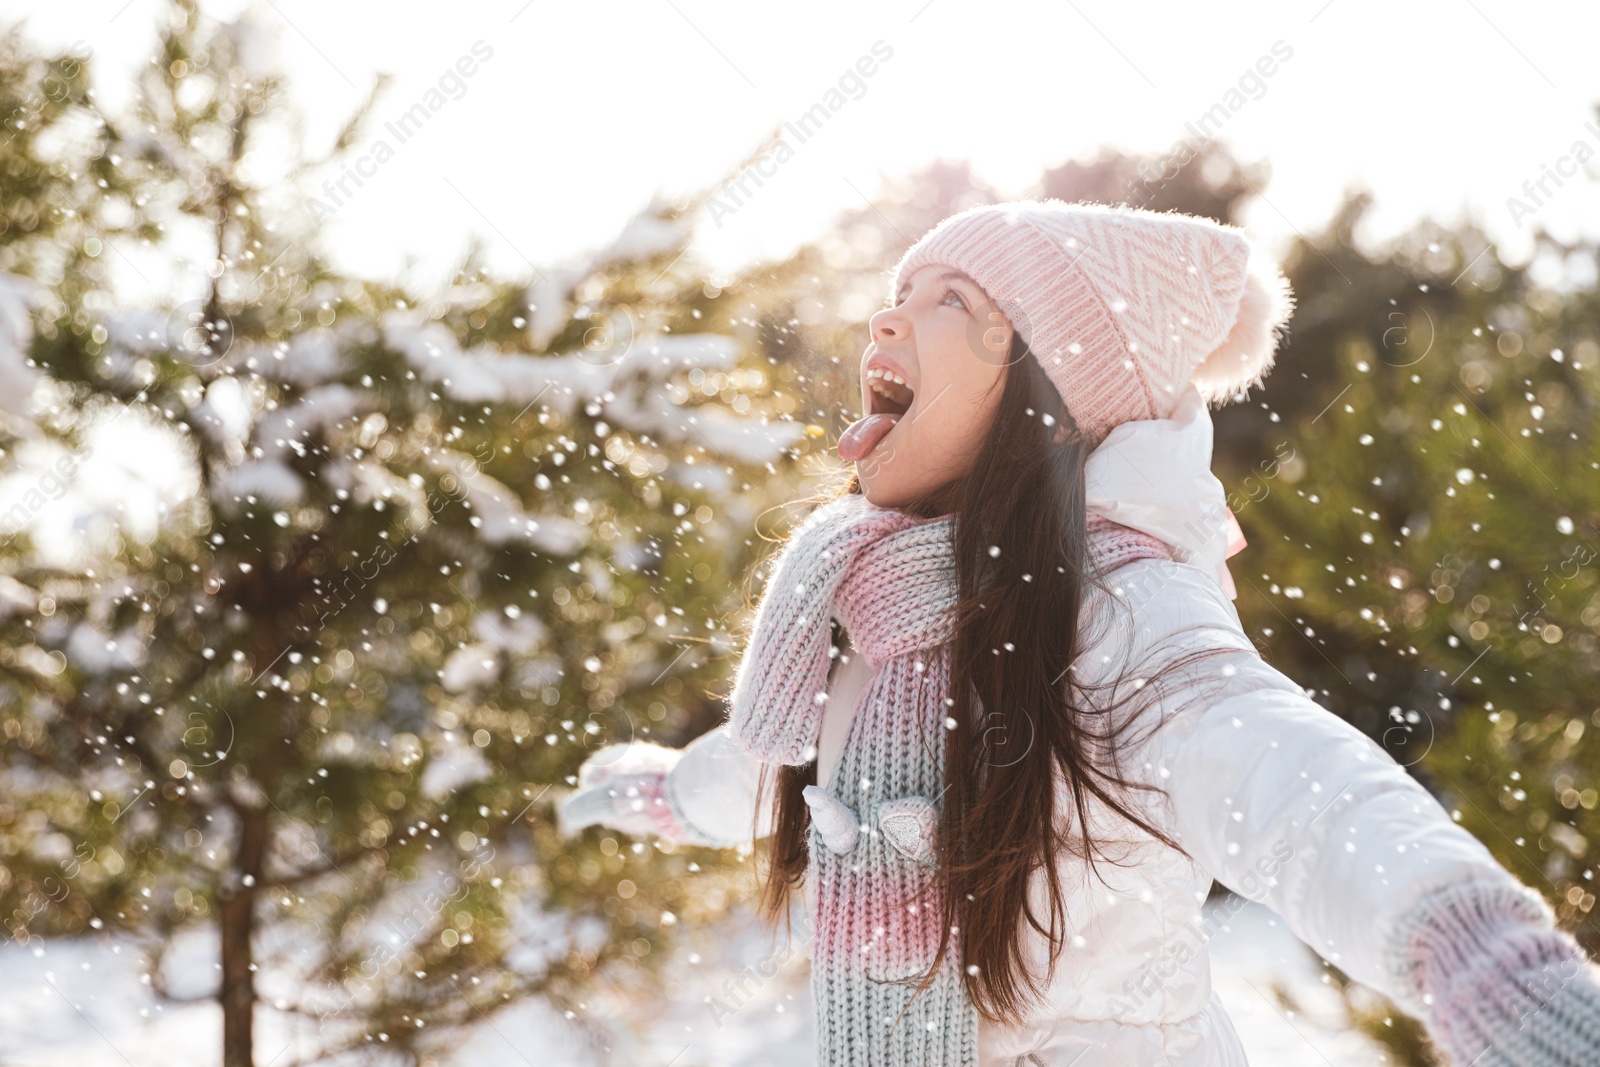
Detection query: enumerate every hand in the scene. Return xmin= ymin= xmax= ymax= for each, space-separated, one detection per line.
xmin=1405 ymin=885 xmax=1600 ymax=1066
xmin=559 ymin=741 xmax=709 ymax=844
xmin=560 ymin=769 xmax=685 ymax=839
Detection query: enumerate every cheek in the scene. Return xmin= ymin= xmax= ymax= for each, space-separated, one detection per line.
xmin=890 ymin=372 xmax=1000 ymax=476
xmin=940 ymin=383 xmax=1002 ymax=452
xmin=938 ymin=359 xmax=1006 ymax=444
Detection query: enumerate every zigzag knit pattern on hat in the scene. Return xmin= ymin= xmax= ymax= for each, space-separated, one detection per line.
xmin=726 ymin=491 xmax=1177 ymax=1066
xmin=888 ymin=199 xmax=1294 ymax=448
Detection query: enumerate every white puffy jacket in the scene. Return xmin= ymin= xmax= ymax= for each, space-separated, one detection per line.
xmin=646 ymin=385 xmax=1558 ymax=1064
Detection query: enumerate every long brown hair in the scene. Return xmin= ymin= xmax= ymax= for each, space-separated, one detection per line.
xmin=745 ymin=332 xmax=1244 ymax=1026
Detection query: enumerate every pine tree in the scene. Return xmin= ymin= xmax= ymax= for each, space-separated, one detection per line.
xmin=0 ymin=4 xmax=814 ymax=1064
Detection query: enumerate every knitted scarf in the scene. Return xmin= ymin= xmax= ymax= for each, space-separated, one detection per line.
xmin=726 ymin=491 xmax=1175 ymax=1067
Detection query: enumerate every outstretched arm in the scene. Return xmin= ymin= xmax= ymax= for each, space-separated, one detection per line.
xmin=1153 ymin=674 xmax=1600 ymax=1064
xmin=1114 ymin=560 xmax=1600 ymax=1065
xmin=559 ymin=723 xmax=776 ymax=848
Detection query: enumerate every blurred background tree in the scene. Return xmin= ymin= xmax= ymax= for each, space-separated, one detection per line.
xmin=0 ymin=2 xmax=819 ymax=1064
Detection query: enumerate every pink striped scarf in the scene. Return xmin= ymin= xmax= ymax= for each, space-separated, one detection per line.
xmin=727 ymin=491 xmax=1174 ymax=1065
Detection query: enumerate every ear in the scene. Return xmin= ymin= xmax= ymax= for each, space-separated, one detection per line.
xmin=1189 ymin=251 xmax=1295 ymax=406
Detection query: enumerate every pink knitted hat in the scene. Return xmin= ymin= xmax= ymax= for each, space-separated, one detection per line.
xmin=888 ymin=198 xmax=1295 ymax=447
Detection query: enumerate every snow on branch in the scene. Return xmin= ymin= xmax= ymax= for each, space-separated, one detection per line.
xmin=423 ymin=447 xmax=586 ymax=553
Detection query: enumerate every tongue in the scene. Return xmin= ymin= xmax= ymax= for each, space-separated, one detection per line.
xmin=837 ymin=413 xmax=900 ymax=462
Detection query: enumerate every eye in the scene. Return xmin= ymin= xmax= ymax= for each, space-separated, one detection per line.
xmin=885 ymin=286 xmax=971 ymax=311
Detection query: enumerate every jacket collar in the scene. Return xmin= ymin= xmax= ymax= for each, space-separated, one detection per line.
xmin=1083 ymin=382 xmax=1247 ymax=599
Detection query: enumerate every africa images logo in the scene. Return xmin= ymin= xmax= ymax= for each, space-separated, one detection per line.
xmin=308 ymin=40 xmax=495 ymax=221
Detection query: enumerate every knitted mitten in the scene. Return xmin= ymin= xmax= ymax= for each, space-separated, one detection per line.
xmin=559 ymin=741 xmax=717 ymax=846
xmin=1395 ymin=880 xmax=1600 ymax=1066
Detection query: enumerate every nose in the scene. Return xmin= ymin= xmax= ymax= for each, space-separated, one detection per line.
xmin=869 ymin=305 xmax=907 ymax=345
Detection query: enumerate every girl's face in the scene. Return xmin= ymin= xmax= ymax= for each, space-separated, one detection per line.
xmin=847 ymin=264 xmax=1015 ymax=510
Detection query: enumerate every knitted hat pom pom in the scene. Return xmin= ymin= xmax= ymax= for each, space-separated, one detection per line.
xmin=1188 ymin=249 xmax=1295 ymax=407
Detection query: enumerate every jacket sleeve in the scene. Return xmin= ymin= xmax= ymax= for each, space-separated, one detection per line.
xmin=1104 ymin=558 xmax=1556 ymax=1017
xmin=661 ymin=723 xmax=779 ymax=849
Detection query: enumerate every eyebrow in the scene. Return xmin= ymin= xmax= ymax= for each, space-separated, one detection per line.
xmin=895 ymin=269 xmax=981 ymax=303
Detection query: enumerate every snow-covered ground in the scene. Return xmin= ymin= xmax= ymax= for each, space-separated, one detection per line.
xmin=0 ymin=894 xmax=1397 ymax=1066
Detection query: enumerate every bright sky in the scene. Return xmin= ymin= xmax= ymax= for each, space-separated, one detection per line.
xmin=11 ymin=0 xmax=1600 ymax=302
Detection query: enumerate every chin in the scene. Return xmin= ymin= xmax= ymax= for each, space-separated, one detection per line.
xmin=859 ymin=472 xmax=960 ymax=518
xmin=856 ymin=478 xmax=896 ymax=508
xmin=856 ymin=478 xmax=914 ymax=512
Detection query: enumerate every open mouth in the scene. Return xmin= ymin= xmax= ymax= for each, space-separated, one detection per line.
xmin=866 ymin=366 xmax=915 ymax=417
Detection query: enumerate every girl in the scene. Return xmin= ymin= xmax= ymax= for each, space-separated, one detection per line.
xmin=560 ymin=200 xmax=1600 ymax=1066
